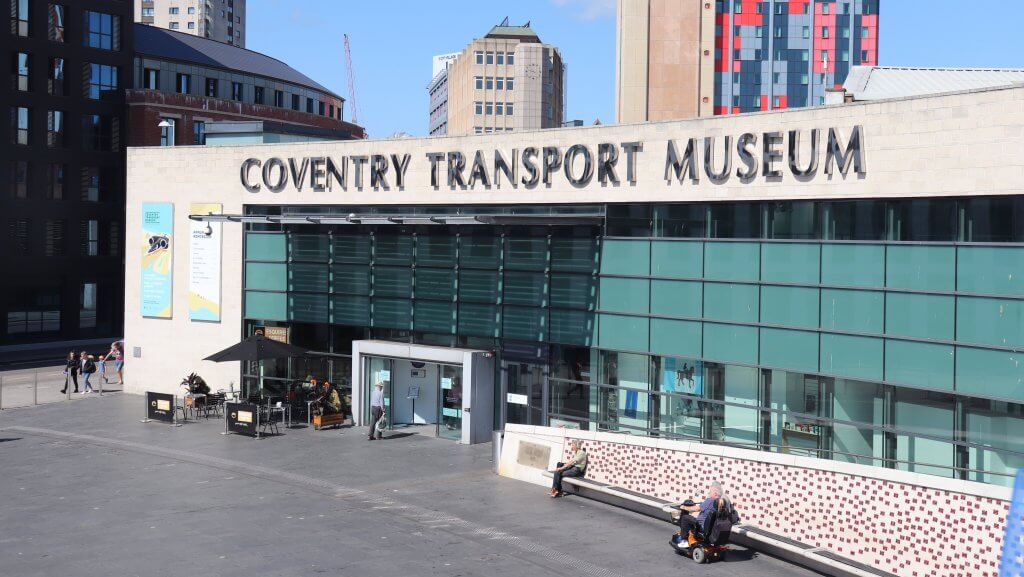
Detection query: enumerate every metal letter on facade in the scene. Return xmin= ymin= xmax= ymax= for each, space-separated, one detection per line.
xmin=262 ymin=158 xmax=288 ymax=193
xmin=564 ymin=144 xmax=594 ymax=186
xmin=665 ymin=139 xmax=698 ymax=183
xmin=240 ymin=158 xmax=261 ymax=192
xmin=788 ymin=129 xmax=820 ymax=177
xmin=703 ymin=136 xmax=732 ymax=182
xmin=825 ymin=125 xmax=865 ymax=176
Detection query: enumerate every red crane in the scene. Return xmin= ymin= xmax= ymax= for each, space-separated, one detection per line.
xmin=343 ymin=34 xmax=359 ymax=126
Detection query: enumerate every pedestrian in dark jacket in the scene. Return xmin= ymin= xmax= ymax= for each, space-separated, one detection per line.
xmin=61 ymin=351 xmax=79 ymax=394
xmin=80 ymin=351 xmax=97 ymax=394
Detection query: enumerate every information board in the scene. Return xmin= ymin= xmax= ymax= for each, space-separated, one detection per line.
xmin=146 ymin=391 xmax=176 ymax=423
xmin=226 ymin=402 xmax=259 ymax=436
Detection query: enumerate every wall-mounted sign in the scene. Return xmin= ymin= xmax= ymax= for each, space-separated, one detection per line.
xmin=189 ymin=202 xmax=222 ymax=322
xmin=141 ymin=202 xmax=173 ymax=318
xmin=253 ymin=326 xmax=289 ymax=343
xmin=226 ymin=402 xmax=258 ymax=436
xmin=146 ymin=391 xmax=176 ymax=423
xmin=506 ymin=393 xmax=528 ymax=406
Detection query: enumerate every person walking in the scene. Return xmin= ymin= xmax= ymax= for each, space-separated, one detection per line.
xmin=61 ymin=351 xmax=79 ymax=394
xmin=101 ymin=341 xmax=124 ymax=386
xmin=368 ymin=381 xmax=386 ymax=441
xmin=80 ymin=350 xmax=97 ymax=394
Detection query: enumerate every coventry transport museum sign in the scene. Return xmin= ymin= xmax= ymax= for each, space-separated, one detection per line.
xmin=239 ymin=126 xmax=864 ymax=193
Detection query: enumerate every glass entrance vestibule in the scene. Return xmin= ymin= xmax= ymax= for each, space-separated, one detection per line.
xmin=351 ymin=341 xmax=495 ymax=444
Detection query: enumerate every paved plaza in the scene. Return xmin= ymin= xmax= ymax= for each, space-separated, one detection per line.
xmin=0 ymin=395 xmax=820 ymax=577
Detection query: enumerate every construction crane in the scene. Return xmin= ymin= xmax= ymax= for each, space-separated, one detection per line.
xmin=343 ymin=34 xmax=359 ymax=126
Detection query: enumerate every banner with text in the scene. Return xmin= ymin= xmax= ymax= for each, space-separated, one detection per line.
xmin=189 ymin=203 xmax=222 ymax=321
xmin=141 ymin=202 xmax=173 ymax=318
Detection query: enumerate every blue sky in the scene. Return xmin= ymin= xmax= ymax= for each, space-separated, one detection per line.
xmin=248 ymin=0 xmax=1024 ymax=138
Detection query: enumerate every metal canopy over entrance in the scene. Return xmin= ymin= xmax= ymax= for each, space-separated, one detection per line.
xmin=189 ymin=213 xmax=603 ymax=226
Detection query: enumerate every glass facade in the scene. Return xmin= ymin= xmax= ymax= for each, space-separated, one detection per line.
xmin=241 ymin=199 xmax=1024 ymax=486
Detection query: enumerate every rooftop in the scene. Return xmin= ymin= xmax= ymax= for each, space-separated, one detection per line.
xmin=133 ymin=24 xmax=341 ymax=99
xmin=843 ymin=65 xmax=1024 ymax=101
xmin=485 ymin=17 xmax=540 ymax=42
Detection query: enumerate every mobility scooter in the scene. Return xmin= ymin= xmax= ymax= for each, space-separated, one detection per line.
xmin=666 ymin=499 xmax=737 ymax=564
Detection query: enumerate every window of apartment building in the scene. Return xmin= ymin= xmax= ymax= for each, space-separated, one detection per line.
xmin=773 ymin=96 xmax=781 ymax=108
xmin=81 ymin=114 xmax=119 ymax=151
xmin=475 ymin=51 xmax=483 ymax=64
xmin=800 ymin=73 xmax=809 ymax=84
xmin=44 ymin=219 xmax=64 ymax=256
xmin=159 ymin=117 xmax=175 ymax=146
xmin=12 ymin=0 xmax=29 ymax=36
xmin=13 ymin=52 xmax=30 ymax=91
xmin=85 ymin=63 xmax=118 ymax=100
xmin=48 ymin=57 xmax=64 ymax=95
xmin=169 ymin=22 xmax=179 ymax=30
xmin=841 ymin=26 xmax=850 ymax=39
xmin=193 ymin=120 xmax=206 ymax=145
xmin=776 ymin=2 xmax=785 ymax=14
xmin=291 ymin=94 xmax=300 ymax=110
xmin=188 ymin=6 xmax=195 ymax=14
xmin=46 ymin=110 xmax=64 ymax=147
xmin=306 ymin=97 xmax=314 ymax=113
xmin=506 ymin=77 xmax=513 ymax=90
xmin=474 ymin=101 xmax=482 ymax=115
xmin=187 ymin=21 xmax=194 ymax=29
xmin=318 ymin=101 xmax=325 ymax=116
xmin=733 ymin=49 xmax=740 ymax=60
xmin=733 ymin=1 xmax=741 ymax=13
xmin=143 ymin=68 xmax=159 ymax=90
xmin=496 ymin=52 xmax=504 ymax=65
xmin=205 ymin=77 xmax=217 ymax=97
xmin=46 ymin=163 xmax=64 ymax=199
xmin=822 ymin=27 xmax=829 ymax=39
xmin=755 ymin=2 xmax=762 ymax=13
xmin=839 ymin=50 xmax=849 ymax=61
xmin=861 ymin=50 xmax=869 ymax=62
xmin=495 ymin=77 xmax=504 ymax=90
xmin=81 ymin=166 xmax=114 ymax=202
xmin=474 ymin=127 xmax=482 ymax=134
xmin=10 ymin=161 xmax=28 ymax=198
xmin=274 ymin=89 xmax=284 ymax=107
xmin=755 ymin=26 xmax=762 ymax=38
xmin=485 ymin=52 xmax=494 ymax=65
xmin=80 ymin=282 xmax=96 ymax=327
xmin=11 ymin=107 xmax=29 ymax=145
xmin=495 ymin=102 xmax=503 ymax=115
xmin=484 ymin=127 xmax=493 ymax=134
xmin=169 ymin=7 xmax=179 ymax=14
xmin=861 ymin=27 xmax=869 ymax=38
xmin=231 ymin=81 xmax=243 ymax=101
xmin=254 ymin=86 xmax=264 ymax=104
xmin=474 ymin=76 xmax=482 ymax=89
xmin=82 ymin=220 xmax=98 ymax=256
xmin=48 ymin=4 xmax=65 ymax=42
xmin=485 ymin=102 xmax=493 ymax=115
xmin=774 ymin=49 xmax=784 ymax=60
xmin=822 ymin=3 xmax=830 ymax=14
xmin=328 ymin=104 xmax=334 ymax=118
xmin=802 ymin=26 xmax=810 ymax=38
xmin=176 ymin=73 xmax=190 ymax=94
xmin=485 ymin=77 xmax=493 ymax=89
xmin=506 ymin=52 xmax=514 ymax=65
xmin=774 ymin=26 xmax=782 ymax=38
xmin=83 ymin=11 xmax=121 ymax=50
xmin=142 ymin=7 xmax=154 ymax=16
xmin=9 ymin=218 xmax=30 ymax=254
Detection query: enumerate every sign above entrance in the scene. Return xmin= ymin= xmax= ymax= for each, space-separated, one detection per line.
xmin=238 ymin=126 xmax=865 ymax=194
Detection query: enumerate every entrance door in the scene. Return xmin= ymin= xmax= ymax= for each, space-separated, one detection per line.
xmin=364 ymin=356 xmax=393 ymax=428
xmin=438 ymin=364 xmax=463 ymax=441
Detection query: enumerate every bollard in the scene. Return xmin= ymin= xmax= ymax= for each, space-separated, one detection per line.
xmin=492 ymin=430 xmax=503 ymax=473
xmin=0 ymin=374 xmax=4 ymax=410
xmin=33 ymin=371 xmax=38 ymax=405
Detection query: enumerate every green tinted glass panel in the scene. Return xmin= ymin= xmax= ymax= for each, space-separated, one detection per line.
xmin=331 ymin=264 xmax=370 ymax=295
xmin=459 ymin=236 xmax=501 ymax=268
xmin=245 ymin=291 xmax=286 ymax=321
xmin=760 ymin=328 xmax=819 ymax=373
xmin=417 ymin=235 xmax=456 ymax=267
xmin=649 ymin=318 xmax=701 ymax=359
xmin=503 ymin=305 xmax=546 ymax=341
xmin=886 ymin=293 xmax=954 ymax=340
xmin=332 ymin=234 xmax=371 ymax=264
xmin=599 ymin=277 xmax=650 ymax=314
xmin=374 ymin=235 xmax=413 ymax=265
xmin=458 ymin=303 xmax=499 ymax=337
xmin=704 ymin=242 xmax=759 ymax=281
xmin=957 ymin=297 xmax=1024 ymax=348
xmin=760 ymin=286 xmax=819 ymax=329
xmin=820 ymin=289 xmax=883 ymax=334
xmin=415 ymin=268 xmax=455 ymax=300
xmin=551 ymin=237 xmax=597 ymax=273
xmin=245 ymin=262 xmax=286 ymax=291
xmin=702 ymin=323 xmax=758 ymax=365
xmin=761 ymin=243 xmax=820 ymax=284
xmin=703 ymin=282 xmax=759 ymax=323
xmin=504 ymin=271 xmax=547 ymax=306
xmin=821 ymin=244 xmax=885 ymax=288
xmin=288 ymin=293 xmax=328 ymax=323
xmin=414 ymin=300 xmax=454 ymax=334
xmin=245 ymin=233 xmax=286 ymax=261
xmin=459 ymin=270 xmax=500 ymax=303
xmin=886 ymin=245 xmax=955 ymax=291
xmin=650 ymin=280 xmax=701 ymax=318
xmin=288 ymin=263 xmax=328 ymax=292
xmin=504 ymin=237 xmax=548 ymax=270
xmin=598 ymin=314 xmax=650 ymax=351
xmin=600 ymin=239 xmax=649 ymax=276
xmin=550 ymin=273 xmax=597 ymax=310
xmin=820 ymin=334 xmax=883 ymax=381
xmin=956 ymin=347 xmax=1024 ymax=402
xmin=374 ymin=267 xmax=412 ymax=298
xmin=885 ymin=340 xmax=954 ymax=391
xmin=289 ymin=234 xmax=329 ymax=262
xmin=957 ymin=246 xmax=1024 ymax=296
xmin=373 ymin=298 xmax=412 ymax=329
xmin=332 ymin=295 xmax=369 ymax=325
xmin=549 ymin=309 xmax=596 ymax=346
xmin=650 ymin=241 xmax=703 ymax=278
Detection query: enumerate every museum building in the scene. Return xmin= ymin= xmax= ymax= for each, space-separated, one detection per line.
xmin=124 ymin=83 xmax=1024 ymax=485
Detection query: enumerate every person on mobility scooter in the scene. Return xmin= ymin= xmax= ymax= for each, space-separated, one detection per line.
xmin=668 ymin=482 xmax=740 ymax=564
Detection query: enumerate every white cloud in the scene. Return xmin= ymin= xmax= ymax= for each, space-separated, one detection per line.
xmin=551 ymin=0 xmax=616 ymax=21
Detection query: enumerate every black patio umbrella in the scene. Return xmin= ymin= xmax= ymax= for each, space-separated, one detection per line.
xmin=204 ymin=334 xmax=308 ymax=397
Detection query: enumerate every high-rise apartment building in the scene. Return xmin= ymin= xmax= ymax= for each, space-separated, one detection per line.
xmin=446 ymin=20 xmax=564 ymax=136
xmin=616 ymin=0 xmax=879 ymax=122
xmin=134 ymin=0 xmax=245 ymax=47
xmin=428 ymin=53 xmax=458 ymax=137
xmin=2 ymin=0 xmax=133 ymax=350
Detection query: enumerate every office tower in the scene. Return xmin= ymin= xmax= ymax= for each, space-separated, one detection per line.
xmin=135 ymin=0 xmax=245 ymax=47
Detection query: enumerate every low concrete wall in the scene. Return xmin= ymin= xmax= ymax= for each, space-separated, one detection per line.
xmin=498 ymin=424 xmax=1010 ymax=577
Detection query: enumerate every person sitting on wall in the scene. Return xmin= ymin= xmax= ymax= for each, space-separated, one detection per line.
xmin=549 ymin=439 xmax=588 ymax=498
xmin=678 ymin=482 xmax=724 ymax=540
xmin=321 ymin=381 xmax=342 ymax=416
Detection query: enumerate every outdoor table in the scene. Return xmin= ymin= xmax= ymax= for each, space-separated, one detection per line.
xmin=267 ymin=403 xmax=291 ymax=429
xmin=185 ymin=393 xmax=207 ymax=419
